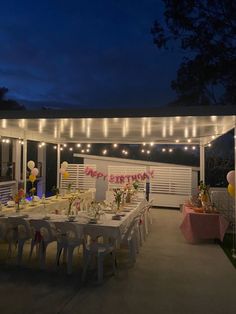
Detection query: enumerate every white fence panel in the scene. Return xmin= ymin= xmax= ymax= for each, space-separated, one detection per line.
xmin=60 ymin=164 xmax=96 ymax=190
xmin=150 ymin=166 xmax=192 ymax=208
xmin=107 ymin=165 xmax=147 ymax=191
xmin=0 ymin=182 xmax=17 ymax=205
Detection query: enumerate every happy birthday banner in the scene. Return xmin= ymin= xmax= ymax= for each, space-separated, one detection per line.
xmin=84 ymin=166 xmax=154 ymax=184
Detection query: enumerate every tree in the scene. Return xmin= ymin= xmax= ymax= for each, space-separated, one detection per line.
xmin=0 ymin=86 xmax=25 ymax=110
xmin=151 ymin=0 xmax=236 ymax=106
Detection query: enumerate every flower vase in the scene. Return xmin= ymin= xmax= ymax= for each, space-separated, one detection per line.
xmin=15 ymin=202 xmax=20 ymax=213
xmin=126 ymin=192 xmax=131 ymax=203
xmin=68 ymin=203 xmax=72 ymax=216
xmin=116 ymin=201 xmax=121 ymax=212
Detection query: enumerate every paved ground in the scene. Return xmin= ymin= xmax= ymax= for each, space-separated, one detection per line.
xmin=0 ymin=209 xmax=235 ymax=314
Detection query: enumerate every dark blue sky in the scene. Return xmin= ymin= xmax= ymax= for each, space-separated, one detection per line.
xmin=0 ymin=0 xmax=182 ymax=109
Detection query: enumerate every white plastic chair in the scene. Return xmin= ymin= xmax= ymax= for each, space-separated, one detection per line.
xmin=0 ymin=218 xmax=7 ymax=241
xmin=7 ymin=217 xmax=32 ymax=265
xmin=54 ymin=221 xmax=84 ymax=274
xmin=120 ymin=216 xmax=140 ymax=264
xmin=29 ymin=219 xmax=57 ymax=269
xmin=82 ymin=228 xmax=117 ymax=284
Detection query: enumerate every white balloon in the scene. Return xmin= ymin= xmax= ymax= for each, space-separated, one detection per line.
xmin=31 ymin=167 xmax=39 ymax=176
xmin=61 ymin=161 xmax=68 ymax=169
xmin=27 ymin=160 xmax=35 ymax=170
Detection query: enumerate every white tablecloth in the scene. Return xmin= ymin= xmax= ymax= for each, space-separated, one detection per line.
xmin=0 ymin=198 xmax=147 ymax=242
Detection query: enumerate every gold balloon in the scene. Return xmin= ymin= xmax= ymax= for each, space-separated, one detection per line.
xmin=63 ymin=172 xmax=70 ymax=179
xmin=29 ymin=174 xmax=36 ymax=183
xmin=227 ymin=184 xmax=235 ymax=197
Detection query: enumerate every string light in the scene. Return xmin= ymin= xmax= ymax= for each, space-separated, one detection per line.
xmin=81 ymin=149 xmax=85 ymax=153
xmin=102 ymin=149 xmax=107 ymax=155
xmin=150 ymin=142 xmax=154 ymax=146
xmin=192 ymin=146 xmax=196 ymax=150
xmin=113 ymin=143 xmax=118 ymax=148
xmin=184 ymin=146 xmax=188 ymax=150
xmin=86 ymin=149 xmax=90 ymax=153
xmin=169 ymin=148 xmax=173 ymax=152
xmin=77 ymin=144 xmax=81 ymax=147
xmin=69 ymin=147 xmax=73 ymax=151
xmin=63 ymin=144 xmax=67 ymax=147
xmin=87 ymin=144 xmax=91 ymax=148
xmin=162 ymin=148 xmax=166 ymax=152
xmin=53 ymin=145 xmax=57 ymax=149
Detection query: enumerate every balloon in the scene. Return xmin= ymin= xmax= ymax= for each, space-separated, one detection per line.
xmin=61 ymin=161 xmax=68 ymax=169
xmin=29 ymin=174 xmax=36 ymax=183
xmin=227 ymin=184 xmax=235 ymax=197
xmin=226 ymin=170 xmax=235 ymax=186
xmin=27 ymin=160 xmax=35 ymax=170
xmin=60 ymin=168 xmax=66 ymax=175
xmin=63 ymin=172 xmax=70 ymax=179
xmin=31 ymin=168 xmax=39 ymax=176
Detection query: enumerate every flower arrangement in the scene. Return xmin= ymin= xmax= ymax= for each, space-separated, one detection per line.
xmin=198 ymin=181 xmax=211 ymax=203
xmin=14 ymin=188 xmax=25 ymax=211
xmin=89 ymin=201 xmax=104 ymax=220
xmin=113 ymin=188 xmax=124 ymax=210
xmin=132 ymin=180 xmax=139 ymax=191
xmin=67 ymin=194 xmax=78 ymax=216
xmin=67 ymin=182 xmax=74 ymax=194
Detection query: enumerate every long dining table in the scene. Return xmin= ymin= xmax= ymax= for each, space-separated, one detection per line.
xmin=0 ymin=196 xmax=147 ymax=244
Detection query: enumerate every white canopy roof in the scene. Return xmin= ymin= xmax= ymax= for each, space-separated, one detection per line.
xmin=0 ymin=106 xmax=235 ymax=145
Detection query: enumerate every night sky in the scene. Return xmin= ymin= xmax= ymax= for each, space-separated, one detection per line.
xmin=0 ymin=0 xmax=182 ymax=109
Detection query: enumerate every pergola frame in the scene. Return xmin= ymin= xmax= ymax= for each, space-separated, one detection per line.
xmin=0 ymin=105 xmax=236 ymax=257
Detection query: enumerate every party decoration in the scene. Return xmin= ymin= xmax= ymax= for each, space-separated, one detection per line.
xmin=63 ymin=172 xmax=70 ymax=179
xmin=27 ymin=160 xmax=35 ymax=170
xmin=61 ymin=161 xmax=68 ymax=169
xmin=226 ymin=170 xmax=235 ymax=186
xmin=227 ymin=184 xmax=235 ymax=197
xmin=84 ymin=166 xmax=154 ymax=183
xmin=29 ymin=174 xmax=36 ymax=183
xmin=31 ymin=167 xmax=39 ymax=176
xmin=59 ymin=168 xmax=66 ymax=175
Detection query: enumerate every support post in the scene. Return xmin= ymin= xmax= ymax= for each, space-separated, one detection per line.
xmin=37 ymin=144 xmax=46 ymax=197
xmin=23 ymin=138 xmax=27 ymax=193
xmin=233 ymin=125 xmax=236 ymax=258
xmin=200 ymin=142 xmax=205 ymax=183
xmin=57 ymin=144 xmax=60 ymax=188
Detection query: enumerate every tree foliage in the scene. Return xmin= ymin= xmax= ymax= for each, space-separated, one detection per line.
xmin=0 ymin=86 xmax=25 ymax=110
xmin=151 ymin=0 xmax=236 ymax=106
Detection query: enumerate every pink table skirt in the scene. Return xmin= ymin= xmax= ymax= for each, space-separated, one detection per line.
xmin=180 ymin=205 xmax=229 ymax=244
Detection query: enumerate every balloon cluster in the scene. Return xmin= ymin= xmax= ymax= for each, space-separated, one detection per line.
xmin=27 ymin=160 xmax=39 ymax=183
xmin=227 ymin=170 xmax=235 ymax=197
xmin=60 ymin=161 xmax=70 ymax=179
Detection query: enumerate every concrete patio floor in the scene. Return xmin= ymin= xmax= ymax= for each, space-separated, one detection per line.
xmin=0 ymin=208 xmax=235 ymax=314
